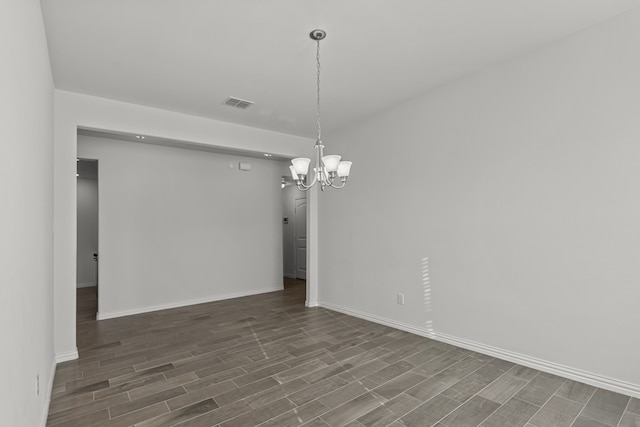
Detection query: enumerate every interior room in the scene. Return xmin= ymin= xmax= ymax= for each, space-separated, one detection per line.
xmin=3 ymin=1 xmax=640 ymax=426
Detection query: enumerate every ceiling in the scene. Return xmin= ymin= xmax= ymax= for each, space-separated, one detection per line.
xmin=42 ymin=0 xmax=640 ymax=139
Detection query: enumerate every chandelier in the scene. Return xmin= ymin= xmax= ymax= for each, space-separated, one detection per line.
xmin=290 ymin=29 xmax=352 ymax=191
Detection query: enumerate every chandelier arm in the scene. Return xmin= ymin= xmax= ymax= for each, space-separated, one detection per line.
xmin=329 ymin=181 xmax=347 ymax=189
xmin=296 ymin=173 xmax=318 ymax=191
xmin=308 ymin=173 xmax=318 ymax=188
xmin=321 ymin=171 xmax=333 ymax=185
xmin=295 ymin=182 xmax=311 ymax=191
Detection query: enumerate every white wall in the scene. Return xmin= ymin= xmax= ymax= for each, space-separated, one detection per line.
xmin=0 ymin=0 xmax=55 ymax=425
xmin=54 ymin=90 xmax=317 ymax=358
xmin=76 ymin=178 xmax=98 ymax=287
xmin=319 ymin=8 xmax=640 ymax=397
xmin=78 ymin=135 xmax=286 ymax=318
xmin=282 ymin=182 xmax=306 ymax=278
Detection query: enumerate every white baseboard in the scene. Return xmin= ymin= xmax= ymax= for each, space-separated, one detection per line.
xmin=97 ymin=287 xmax=282 ymax=320
xmin=55 ymin=348 xmax=79 ymax=363
xmin=318 ymin=301 xmax=640 ymax=399
xmin=39 ymin=356 xmax=57 ymax=427
xmin=76 ymin=282 xmax=96 ymax=288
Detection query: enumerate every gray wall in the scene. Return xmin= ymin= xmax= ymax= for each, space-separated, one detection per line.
xmin=78 ymin=135 xmax=285 ymax=319
xmin=77 ymin=177 xmax=98 ymax=287
xmin=0 ymin=0 xmax=55 ymax=425
xmin=319 ymin=8 xmax=640 ymax=393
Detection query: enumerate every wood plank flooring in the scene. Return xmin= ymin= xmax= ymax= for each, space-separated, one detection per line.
xmin=49 ymin=282 xmax=638 ymax=426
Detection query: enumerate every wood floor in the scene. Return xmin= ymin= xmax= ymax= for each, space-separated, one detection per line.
xmin=49 ymin=283 xmax=639 ymax=427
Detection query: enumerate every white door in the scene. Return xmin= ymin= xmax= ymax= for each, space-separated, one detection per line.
xmin=294 ymin=198 xmax=307 ymax=279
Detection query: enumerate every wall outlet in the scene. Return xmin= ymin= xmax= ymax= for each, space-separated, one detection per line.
xmin=397 ymin=293 xmax=405 ymax=305
xmin=36 ymin=373 xmax=39 ymax=396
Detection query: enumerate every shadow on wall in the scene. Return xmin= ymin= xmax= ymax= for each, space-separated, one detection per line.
xmin=423 ymin=256 xmax=434 ymax=334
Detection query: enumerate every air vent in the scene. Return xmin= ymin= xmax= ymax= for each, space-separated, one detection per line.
xmin=222 ymin=96 xmax=254 ymax=109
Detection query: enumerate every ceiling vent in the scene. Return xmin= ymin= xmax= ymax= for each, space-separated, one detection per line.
xmin=222 ymin=96 xmax=254 ymax=110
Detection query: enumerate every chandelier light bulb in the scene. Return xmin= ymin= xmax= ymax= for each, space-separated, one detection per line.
xmin=337 ymin=161 xmax=352 ymax=178
xmin=291 ymin=158 xmax=311 ymax=176
xmin=322 ymin=155 xmax=341 ymax=173
xmin=289 ymin=165 xmax=299 ymax=180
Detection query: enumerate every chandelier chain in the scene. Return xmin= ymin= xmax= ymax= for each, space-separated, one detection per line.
xmin=316 ymin=39 xmax=321 ymax=141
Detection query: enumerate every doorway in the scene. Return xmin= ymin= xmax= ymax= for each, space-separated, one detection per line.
xmin=282 ymin=177 xmax=307 ymax=294
xmin=76 ymin=159 xmax=98 ymax=322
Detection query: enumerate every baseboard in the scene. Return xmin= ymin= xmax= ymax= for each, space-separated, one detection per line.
xmin=55 ymin=348 xmax=79 ymax=363
xmin=97 ymin=287 xmax=282 ymax=320
xmin=39 ymin=356 xmax=57 ymax=427
xmin=76 ymin=282 xmax=96 ymax=288
xmin=433 ymin=331 xmax=640 ymax=399
xmin=318 ymin=301 xmax=640 ymax=399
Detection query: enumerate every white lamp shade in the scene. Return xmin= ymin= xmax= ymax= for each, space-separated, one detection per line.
xmin=322 ymin=155 xmax=342 ymax=172
xmin=289 ymin=165 xmax=299 ymax=180
xmin=291 ymin=158 xmax=311 ymax=175
xmin=337 ymin=161 xmax=352 ymax=177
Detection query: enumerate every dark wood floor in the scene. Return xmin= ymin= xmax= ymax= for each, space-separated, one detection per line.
xmin=76 ymin=285 xmax=98 ymax=323
xmin=49 ymin=282 xmax=639 ymax=427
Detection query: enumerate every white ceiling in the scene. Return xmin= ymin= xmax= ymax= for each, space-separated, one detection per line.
xmin=42 ymin=0 xmax=640 ymax=139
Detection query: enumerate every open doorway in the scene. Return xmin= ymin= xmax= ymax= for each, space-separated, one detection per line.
xmin=282 ymin=176 xmax=307 ymax=296
xmin=57 ymin=124 xmax=318 ymax=360
xmin=76 ymin=158 xmax=98 ymax=323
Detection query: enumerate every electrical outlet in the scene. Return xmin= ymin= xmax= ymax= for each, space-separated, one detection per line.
xmin=397 ymin=293 xmax=405 ymax=305
xmin=36 ymin=373 xmax=39 ymax=396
